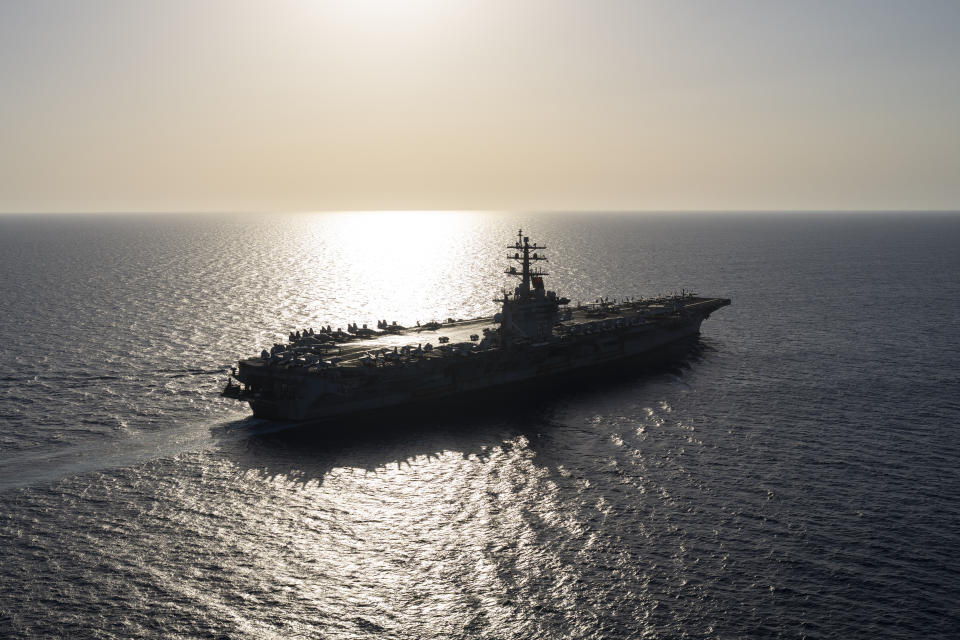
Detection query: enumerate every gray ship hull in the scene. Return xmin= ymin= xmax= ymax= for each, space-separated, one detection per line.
xmin=238 ymin=305 xmax=722 ymax=423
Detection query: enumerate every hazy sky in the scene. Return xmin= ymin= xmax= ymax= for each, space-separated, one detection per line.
xmin=2 ymin=0 xmax=959 ymax=213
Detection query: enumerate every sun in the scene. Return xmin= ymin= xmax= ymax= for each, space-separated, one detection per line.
xmin=314 ymin=0 xmax=457 ymax=31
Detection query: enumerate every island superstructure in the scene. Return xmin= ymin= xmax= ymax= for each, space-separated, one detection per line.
xmin=223 ymin=230 xmax=730 ymax=421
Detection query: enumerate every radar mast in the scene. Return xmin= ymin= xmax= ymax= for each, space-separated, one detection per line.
xmin=504 ymin=229 xmax=549 ymax=301
xmin=495 ymin=229 xmax=559 ymax=344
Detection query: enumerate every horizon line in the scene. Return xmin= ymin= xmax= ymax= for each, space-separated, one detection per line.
xmin=1 ymin=208 xmax=959 ymax=216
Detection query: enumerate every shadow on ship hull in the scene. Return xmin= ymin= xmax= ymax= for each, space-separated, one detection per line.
xmin=244 ymin=335 xmax=711 ymax=440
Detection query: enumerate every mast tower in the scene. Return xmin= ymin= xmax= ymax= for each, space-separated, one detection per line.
xmin=496 ymin=229 xmax=560 ymax=344
xmin=504 ymin=229 xmax=549 ymax=300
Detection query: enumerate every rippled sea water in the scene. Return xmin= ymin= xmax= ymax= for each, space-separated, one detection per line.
xmin=1 ymin=212 xmax=958 ymax=639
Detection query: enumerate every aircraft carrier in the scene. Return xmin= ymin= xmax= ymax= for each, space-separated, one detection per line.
xmin=223 ymin=230 xmax=730 ymax=421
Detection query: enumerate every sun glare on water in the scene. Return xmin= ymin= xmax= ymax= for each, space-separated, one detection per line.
xmin=295 ymin=211 xmax=494 ymax=327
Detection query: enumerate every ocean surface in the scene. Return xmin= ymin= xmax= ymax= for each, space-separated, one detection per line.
xmin=1 ymin=211 xmax=958 ymax=639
